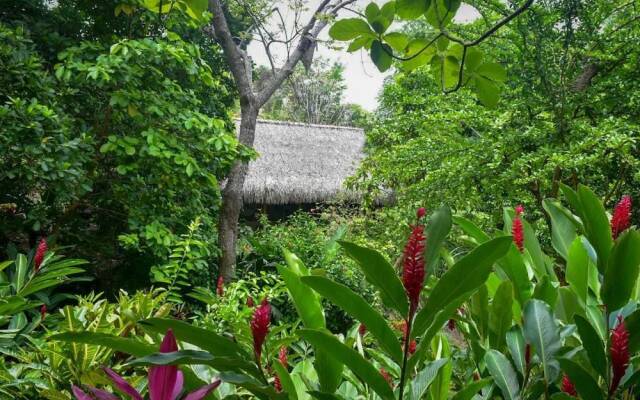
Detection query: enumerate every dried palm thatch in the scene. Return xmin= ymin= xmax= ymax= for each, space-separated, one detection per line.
xmin=239 ymin=119 xmax=365 ymax=205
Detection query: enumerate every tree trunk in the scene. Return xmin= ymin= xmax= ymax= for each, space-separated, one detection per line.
xmin=218 ymin=105 xmax=258 ymax=280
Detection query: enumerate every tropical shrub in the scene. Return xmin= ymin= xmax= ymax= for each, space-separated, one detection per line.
xmin=52 ymin=184 xmax=640 ymax=399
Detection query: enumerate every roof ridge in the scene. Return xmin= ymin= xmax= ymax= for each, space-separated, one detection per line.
xmin=233 ymin=118 xmax=364 ymax=132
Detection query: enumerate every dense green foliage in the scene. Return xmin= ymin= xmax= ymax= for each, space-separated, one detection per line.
xmin=0 ymin=0 xmax=252 ymax=290
xmin=350 ymin=1 xmax=640 ymax=229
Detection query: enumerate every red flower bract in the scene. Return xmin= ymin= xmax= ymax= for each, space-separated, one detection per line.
xmin=358 ymin=323 xmax=367 ymax=336
xmin=274 ymin=375 xmax=282 ymax=392
xmin=34 ymin=238 xmax=47 ymax=272
xmin=278 ymin=346 xmax=288 ymax=368
xmin=408 ymin=339 xmax=417 ymax=354
xmin=251 ymin=299 xmax=271 ymax=361
xmin=561 ymin=374 xmax=577 ymax=397
xmin=417 ymin=207 xmax=426 ymax=219
xmin=402 ymin=224 xmax=426 ymax=314
xmin=40 ymin=304 xmax=47 ymax=320
xmin=512 ymin=215 xmax=524 ymax=253
xmin=380 ymin=368 xmax=393 ymax=387
xmin=610 ymin=315 xmax=630 ymax=394
xmin=216 ymin=276 xmax=224 ymax=296
xmin=611 ymin=195 xmax=632 ymax=239
xmin=247 ymin=296 xmax=255 ymax=307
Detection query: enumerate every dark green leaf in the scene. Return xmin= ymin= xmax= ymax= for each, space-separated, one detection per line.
xmin=484 ymin=350 xmax=520 ymax=400
xmin=558 ymin=358 xmax=604 ymax=400
xmin=601 ymin=230 xmax=640 ymax=311
xmin=51 ymin=331 xmax=156 ymax=357
xmin=396 ymin=0 xmax=430 ymax=19
xmin=523 ymin=300 xmax=561 ymax=382
xmin=300 ymin=276 xmax=403 ymax=362
xmin=339 ymin=241 xmax=408 ymax=316
xmin=424 ymin=205 xmax=452 ymax=275
xmin=371 ymin=40 xmax=393 ymax=72
xmin=506 ymin=327 xmax=526 ymax=375
xmin=297 ymin=329 xmax=395 ymax=400
xmin=489 ymin=281 xmax=513 ymax=350
xmin=574 ymin=315 xmax=607 ymax=379
xmin=451 ymin=378 xmax=492 ymax=400
xmin=329 ymin=18 xmax=373 ymax=41
xmin=577 ymin=185 xmax=613 ymax=274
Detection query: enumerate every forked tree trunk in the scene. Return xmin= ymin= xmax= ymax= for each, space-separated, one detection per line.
xmin=218 ymin=104 xmax=258 ymax=280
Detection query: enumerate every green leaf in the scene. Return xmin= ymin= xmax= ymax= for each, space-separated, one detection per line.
xmin=484 ymin=350 xmax=520 ymax=400
xmin=371 ymin=40 xmax=393 ymax=72
xmin=489 ymin=281 xmax=513 ymax=350
xmin=574 ymin=315 xmax=607 ymax=379
xmin=506 ymin=327 xmax=526 ymax=375
xmin=577 ymin=185 xmax=613 ymax=274
xmin=14 ymin=254 xmax=28 ymax=293
xmin=383 ymin=32 xmax=409 ymax=52
xmin=566 ymin=236 xmax=590 ymax=305
xmin=140 ymin=318 xmax=248 ymax=358
xmin=401 ymin=38 xmax=437 ymax=71
xmin=453 ymin=216 xmax=491 ymax=243
xmin=279 ymin=250 xmax=325 ymax=329
xmin=523 ymin=300 xmax=561 ymax=382
xmin=410 ymin=358 xmax=449 ymax=400
xmin=365 ymin=2 xmax=380 ymax=22
xmin=396 ymin=0 xmax=430 ymax=19
xmin=297 ymin=329 xmax=395 ymax=400
xmin=532 ymin=275 xmax=558 ymax=308
xmin=558 ymin=358 xmax=604 ymax=400
xmin=51 ymin=332 xmax=156 ymax=357
xmin=450 ymin=378 xmax=492 ymax=400
xmin=601 ymin=230 xmax=640 ymax=311
xmin=219 ymin=372 xmax=285 ymax=400
xmin=426 ymin=0 xmax=460 ymax=27
xmin=413 ymin=236 xmax=512 ymax=337
xmin=329 ymin=18 xmax=373 ymax=41
xmin=474 ymin=75 xmax=500 ymax=108
xmin=543 ymin=199 xmax=579 ymax=261
xmin=339 ymin=241 xmax=408 ymax=316
xmin=424 ymin=205 xmax=452 ymax=274
xmin=128 ymin=349 xmax=254 ymax=373
xmin=347 ymin=36 xmax=372 ymax=52
xmin=625 ymin=308 xmax=640 ymax=353
xmin=476 ymin=62 xmax=506 ymax=82
xmin=300 ymin=276 xmax=403 ymax=362
xmin=273 ymin=362 xmax=297 ymax=400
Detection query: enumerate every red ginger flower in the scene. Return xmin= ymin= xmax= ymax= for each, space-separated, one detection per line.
xmin=610 ymin=315 xmax=630 ymax=394
xmin=512 ymin=205 xmax=524 ymax=253
xmin=525 ymin=344 xmax=531 ymax=367
xmin=274 ymin=375 xmax=282 ymax=392
xmin=561 ymin=374 xmax=577 ymax=397
xmin=408 ymin=339 xmax=417 ymax=354
xmin=34 ymin=238 xmax=47 ymax=272
xmin=359 ymin=323 xmax=367 ymax=336
xmin=216 ymin=276 xmax=224 ymax=296
xmin=247 ymin=296 xmax=255 ymax=307
xmin=611 ymin=195 xmax=632 ymax=239
xmin=251 ymin=299 xmax=271 ymax=361
xmin=40 ymin=304 xmax=47 ymax=320
xmin=278 ymin=346 xmax=288 ymax=368
xmin=402 ymin=223 xmax=426 ymax=314
xmin=417 ymin=207 xmax=426 ymax=219
xmin=380 ymin=368 xmax=393 ymax=387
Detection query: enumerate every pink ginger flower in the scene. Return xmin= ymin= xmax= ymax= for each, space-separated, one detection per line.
xmin=278 ymin=346 xmax=288 ymax=368
xmin=512 ymin=205 xmax=524 ymax=253
xmin=251 ymin=299 xmax=271 ymax=362
xmin=561 ymin=375 xmax=577 ymax=397
xmin=402 ymin=220 xmax=426 ymax=315
xmin=610 ymin=315 xmax=630 ymax=394
xmin=611 ymin=195 xmax=632 ymax=239
xmin=34 ymin=237 xmax=47 ymax=272
xmin=71 ymin=329 xmax=220 ymax=400
xmin=216 ymin=276 xmax=224 ymax=296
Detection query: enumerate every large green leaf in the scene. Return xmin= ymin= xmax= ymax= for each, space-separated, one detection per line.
xmin=273 ymin=362 xmax=297 ymax=400
xmin=523 ymin=300 xmax=561 ymax=383
xmin=396 ymin=0 xmax=430 ymax=19
xmin=297 ymin=329 xmax=395 ymax=400
xmin=413 ymin=236 xmax=512 ymax=337
xmin=484 ymin=350 xmax=520 ymax=400
xmin=452 ymin=216 xmax=491 ymax=243
xmin=625 ymin=308 xmax=640 ymax=353
xmin=219 ymin=372 xmax=286 ymax=400
xmin=140 ymin=318 xmax=247 ymax=358
xmin=424 ymin=205 xmax=452 ymax=275
xmin=300 ymin=276 xmax=402 ymax=362
xmin=127 ymin=349 xmax=255 ymax=373
xmin=278 ymin=252 xmax=325 ymax=329
xmin=574 ymin=315 xmax=607 ymax=379
xmin=566 ymin=236 xmax=590 ymax=305
xmin=450 ymin=378 xmax=492 ymax=400
xmin=577 ymin=185 xmax=613 ymax=274
xmin=329 ymin=18 xmax=373 ymax=41
xmin=506 ymin=327 xmax=526 ymax=375
xmin=14 ymin=254 xmax=28 ymax=293
xmin=371 ymin=40 xmax=393 ymax=72
xmin=601 ymin=230 xmax=640 ymax=311
xmin=51 ymin=331 xmax=156 ymax=357
xmin=409 ymin=358 xmax=448 ymax=400
xmin=339 ymin=241 xmax=408 ymax=316
xmin=543 ymin=199 xmax=579 ymax=261
xmin=489 ymin=281 xmax=513 ymax=350
xmin=558 ymin=358 xmax=604 ymax=400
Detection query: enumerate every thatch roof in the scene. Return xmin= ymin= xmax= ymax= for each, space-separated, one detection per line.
xmin=239 ymin=119 xmax=365 ymax=205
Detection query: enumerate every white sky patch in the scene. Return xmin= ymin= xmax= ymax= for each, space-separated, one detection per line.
xmin=249 ymin=1 xmax=480 ymax=111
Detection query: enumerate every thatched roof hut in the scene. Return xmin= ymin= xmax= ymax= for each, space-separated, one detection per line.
xmin=240 ymin=119 xmax=365 ymax=205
